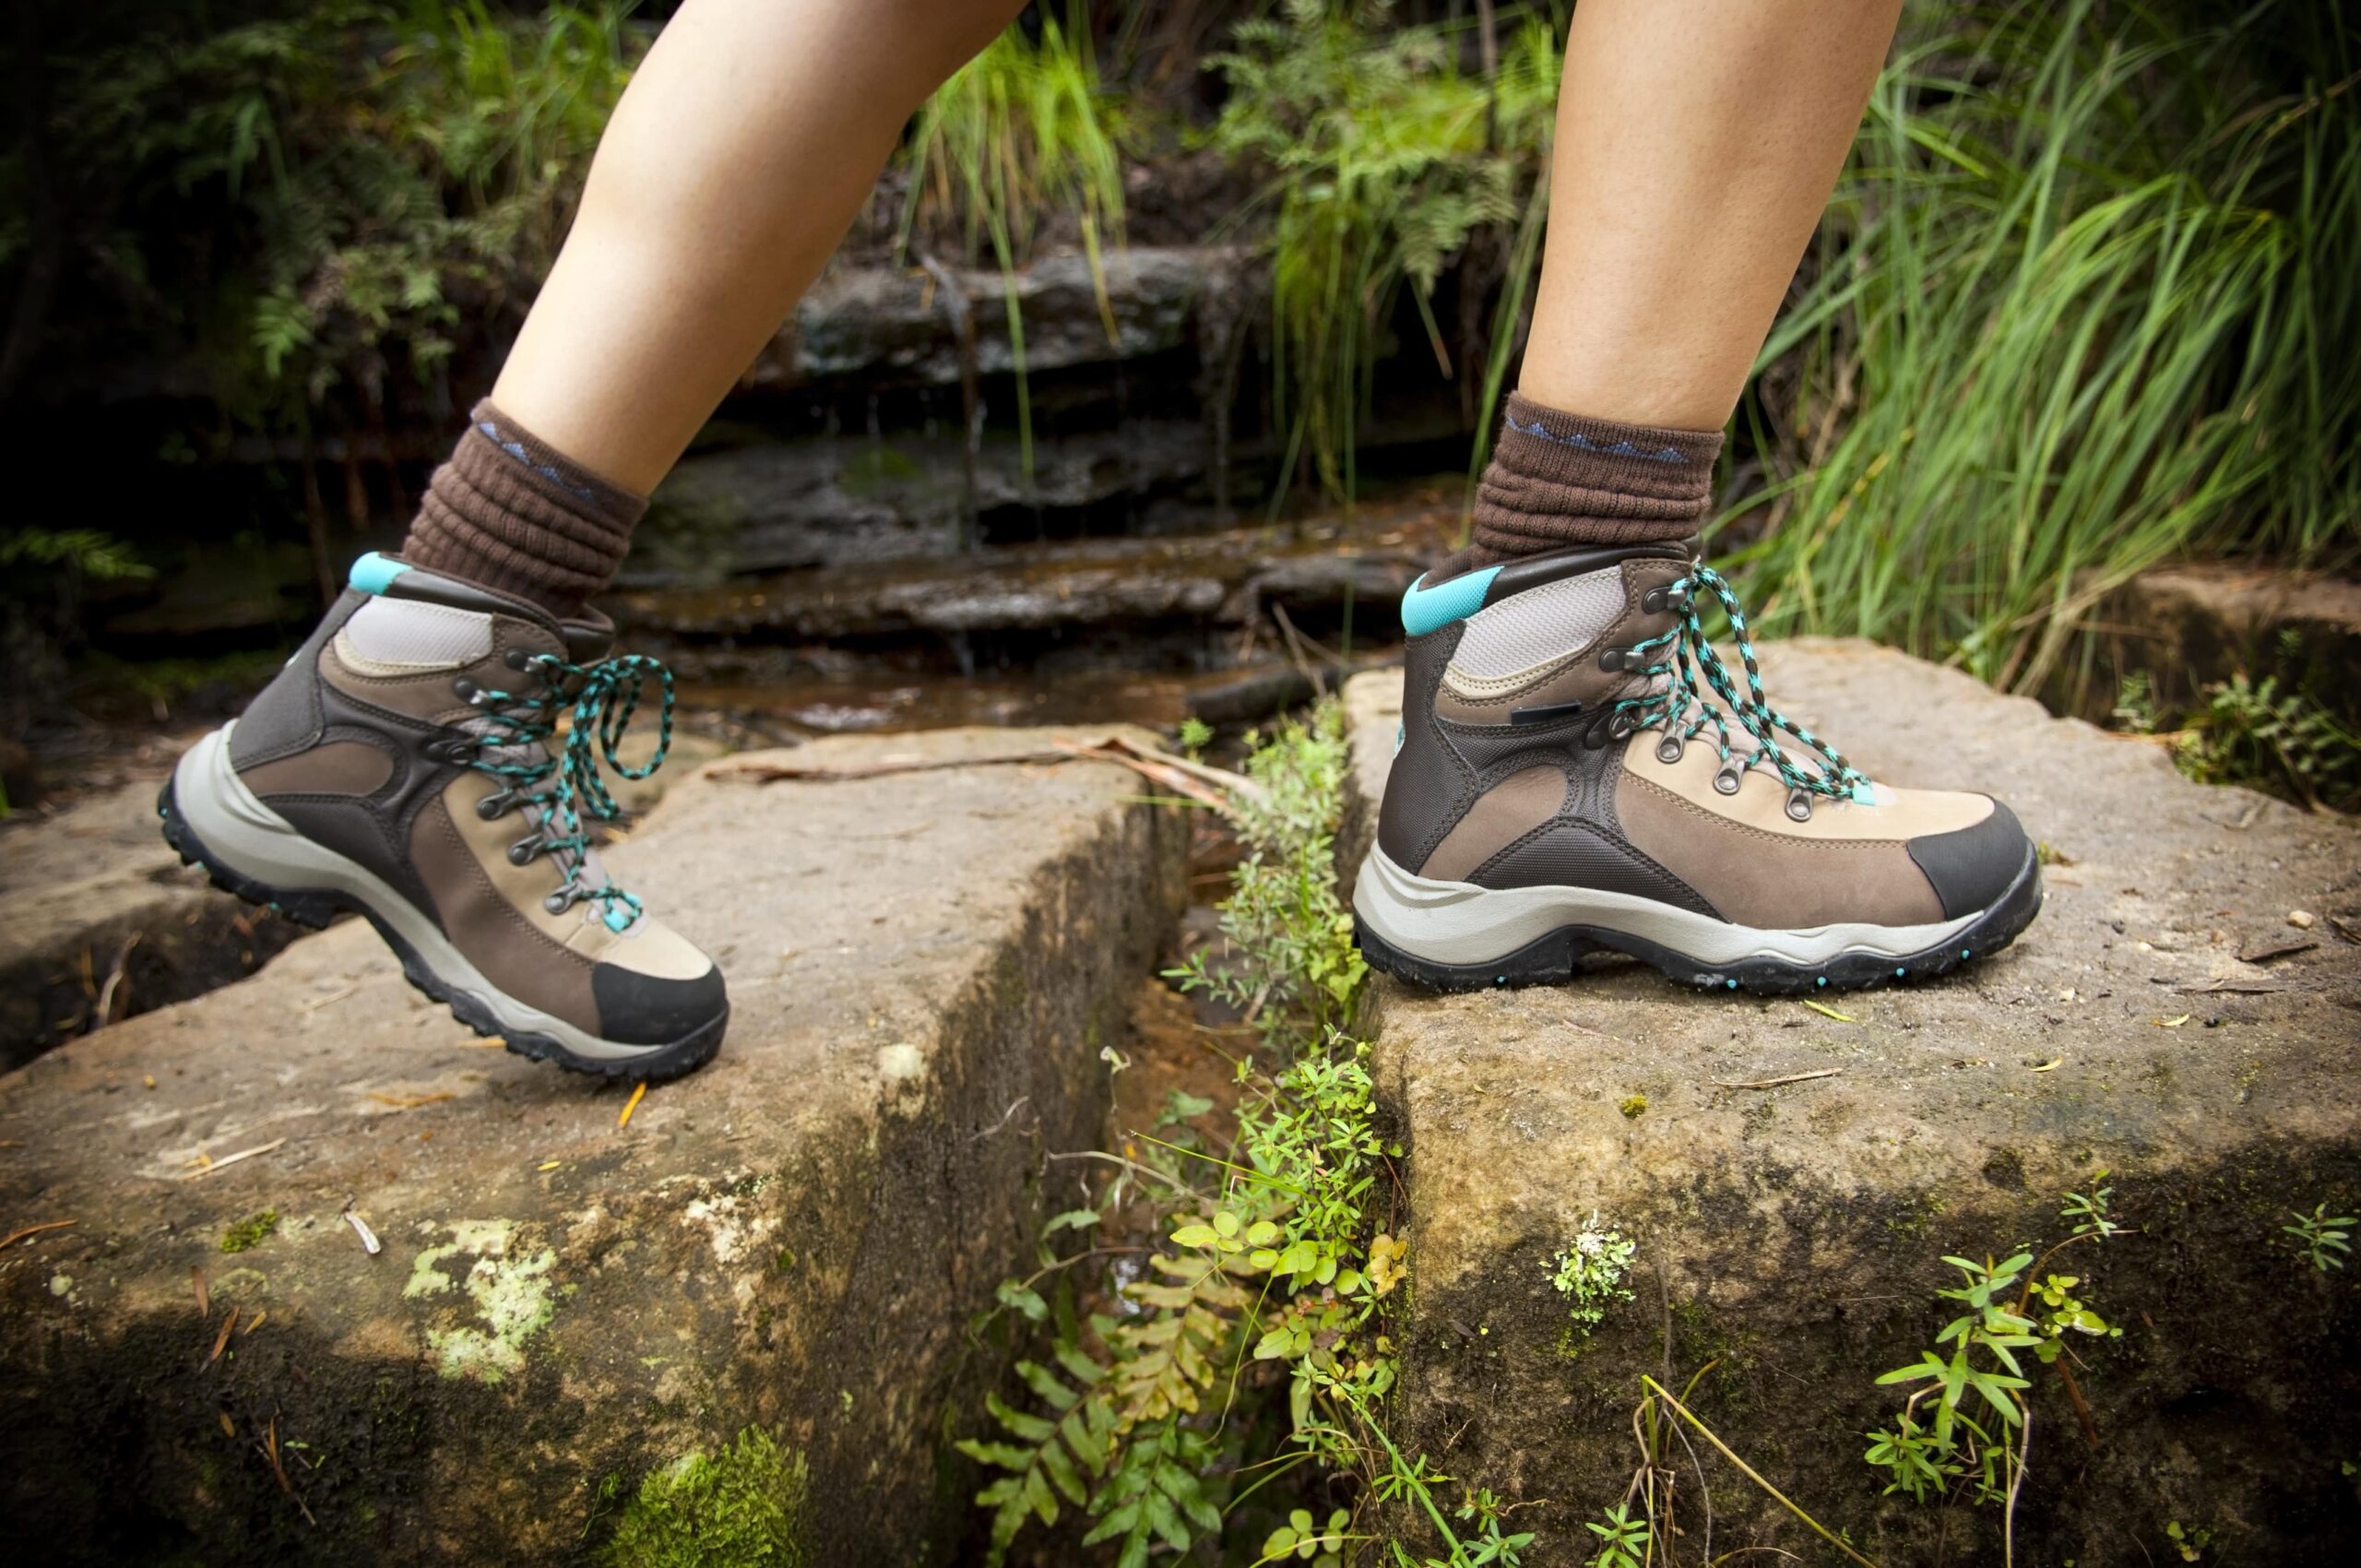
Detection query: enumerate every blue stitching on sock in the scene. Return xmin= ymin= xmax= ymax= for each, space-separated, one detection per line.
xmin=477 ymin=419 xmax=601 ymax=502
xmin=1505 ymin=414 xmax=1688 ymax=464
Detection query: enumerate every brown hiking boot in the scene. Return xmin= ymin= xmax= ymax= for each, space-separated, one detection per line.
xmin=160 ymin=553 xmax=727 ymax=1077
xmin=1356 ymin=540 xmax=2041 ymax=992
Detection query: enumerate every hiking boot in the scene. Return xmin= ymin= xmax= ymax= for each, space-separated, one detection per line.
xmin=1356 ymin=540 xmax=2041 ymax=992
xmin=159 ymin=553 xmax=727 ymax=1077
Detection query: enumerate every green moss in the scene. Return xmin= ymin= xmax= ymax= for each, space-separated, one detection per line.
xmin=603 ymin=1425 xmax=810 ymax=1568
xmin=219 ymin=1210 xmax=279 ymax=1253
xmin=1619 ymin=1094 xmax=1649 ymax=1120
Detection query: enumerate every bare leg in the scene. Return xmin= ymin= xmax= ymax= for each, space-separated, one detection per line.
xmin=492 ymin=0 xmax=1026 ymax=493
xmin=1519 ymin=0 xmax=1903 ymax=430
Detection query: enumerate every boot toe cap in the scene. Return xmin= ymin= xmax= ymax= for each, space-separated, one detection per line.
xmin=1907 ymin=799 xmax=2033 ymax=920
xmin=591 ymin=959 xmax=729 ymax=1047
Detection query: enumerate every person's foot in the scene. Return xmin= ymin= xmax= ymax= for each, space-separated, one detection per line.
xmin=1356 ymin=540 xmax=2041 ymax=993
xmin=159 ymin=553 xmax=728 ymax=1077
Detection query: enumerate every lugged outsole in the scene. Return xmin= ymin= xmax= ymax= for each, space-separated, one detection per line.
xmin=157 ymin=778 xmax=723 ymax=1081
xmin=1358 ymin=845 xmax=2043 ymax=997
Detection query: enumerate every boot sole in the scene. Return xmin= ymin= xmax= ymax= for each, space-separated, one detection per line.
xmin=1355 ymin=842 xmax=2042 ymax=996
xmin=157 ymin=731 xmax=722 ymax=1081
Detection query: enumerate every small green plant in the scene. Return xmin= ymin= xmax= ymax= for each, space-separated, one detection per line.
xmin=1176 ymin=716 xmax=1215 ymax=756
xmin=219 ymin=1210 xmax=280 ymax=1253
xmin=602 ymin=1424 xmax=809 ymax=1568
xmin=2285 ymin=1203 xmax=2355 ymax=1272
xmin=2062 ymin=1171 xmax=2124 ymax=1239
xmin=1262 ymin=1505 xmax=1351 ymax=1566
xmin=1169 ymin=705 xmax=1367 ymax=1044
xmin=1582 ymin=1502 xmax=1650 ymax=1568
xmin=1866 ymin=1190 xmax=2129 ymax=1550
xmin=2166 ymin=1518 xmax=2213 ymax=1562
xmin=1546 ymin=1216 xmax=1636 ymax=1337
xmin=2175 ymin=674 xmax=2361 ymax=811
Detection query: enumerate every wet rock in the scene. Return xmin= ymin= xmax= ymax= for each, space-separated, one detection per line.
xmin=753 ymin=246 xmax=1250 ymax=390
xmin=630 ymin=420 xmax=1213 ymax=582
xmin=0 ymin=727 xmax=1187 ymax=1565
xmin=613 ymin=516 xmax=1432 ymax=642
xmin=0 ymin=778 xmax=304 ymax=1067
xmin=2080 ymin=561 xmax=2361 ymax=722
xmin=1342 ymin=643 xmax=2361 ymax=1565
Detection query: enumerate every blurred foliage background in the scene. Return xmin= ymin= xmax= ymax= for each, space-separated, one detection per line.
xmin=2 ymin=0 xmax=2355 ymax=761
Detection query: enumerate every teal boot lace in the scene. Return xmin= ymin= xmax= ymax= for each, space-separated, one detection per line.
xmin=461 ymin=651 xmax=676 ymax=933
xmin=1613 ymin=564 xmax=1871 ymax=814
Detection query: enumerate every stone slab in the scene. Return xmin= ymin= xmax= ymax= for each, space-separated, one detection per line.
xmin=0 ymin=727 xmax=1186 ymax=1566
xmin=1344 ymin=641 xmax=2361 ymax=1564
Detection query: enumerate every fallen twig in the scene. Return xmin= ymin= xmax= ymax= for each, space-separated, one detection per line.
xmin=0 ymin=1218 xmax=76 ymax=1252
xmin=618 ymin=1081 xmax=647 ymax=1130
xmin=713 ymin=734 xmax=1263 ymax=812
xmin=367 ymin=1090 xmax=454 ymax=1110
xmin=1712 ymin=1068 xmax=1844 ymax=1091
xmin=180 ymin=1138 xmax=288 ymax=1180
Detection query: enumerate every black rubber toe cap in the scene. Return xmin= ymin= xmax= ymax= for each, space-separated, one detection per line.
xmin=591 ymin=961 xmax=729 ymax=1047
xmin=1907 ymin=799 xmax=2032 ymax=920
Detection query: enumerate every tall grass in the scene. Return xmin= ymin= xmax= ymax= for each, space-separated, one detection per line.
xmin=1729 ymin=0 xmax=2361 ymax=695
xmin=897 ymin=5 xmax=1132 ymax=481
xmin=1207 ymin=0 xmax=1559 ymax=508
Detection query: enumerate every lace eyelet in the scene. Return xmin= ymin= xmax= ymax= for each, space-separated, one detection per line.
xmin=476 ymin=791 xmax=511 ymax=821
xmin=506 ymin=836 xmax=543 ymax=867
xmin=503 ymin=647 xmax=529 ymax=671
xmin=1608 ymin=711 xmax=1636 ymax=741
xmin=451 ymin=677 xmax=478 ymax=700
xmin=543 ymin=891 xmax=572 ymax=915
xmin=1655 ymin=734 xmax=1685 ymax=765
xmin=1596 ymin=647 xmax=1626 ymax=673
xmin=1713 ymin=759 xmax=1746 ymax=795
xmin=1786 ymin=788 xmax=1816 ymax=823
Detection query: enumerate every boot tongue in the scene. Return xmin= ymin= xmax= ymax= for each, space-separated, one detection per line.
xmin=558 ymin=608 xmax=616 ymax=665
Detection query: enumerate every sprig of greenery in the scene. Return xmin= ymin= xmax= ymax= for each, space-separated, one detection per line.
xmin=2284 ymin=1203 xmax=2355 ymax=1273
xmin=1205 ymin=0 xmax=1558 ymax=505
xmin=963 ymin=698 xmax=1527 ymax=1563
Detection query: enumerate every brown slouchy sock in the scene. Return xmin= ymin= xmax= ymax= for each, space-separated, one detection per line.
xmin=401 ymin=400 xmax=645 ymax=617
xmin=1463 ymin=392 xmax=1723 ymax=568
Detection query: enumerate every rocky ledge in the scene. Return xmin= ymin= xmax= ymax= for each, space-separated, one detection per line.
xmin=1344 ymin=641 xmax=2361 ymax=1565
xmin=0 ymin=728 xmax=1185 ymax=1566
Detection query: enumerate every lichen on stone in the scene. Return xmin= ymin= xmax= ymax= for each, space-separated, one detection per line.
xmin=404 ymin=1219 xmax=559 ymax=1382
xmin=219 ymin=1209 xmax=279 ymax=1253
xmin=602 ymin=1424 xmax=810 ymax=1568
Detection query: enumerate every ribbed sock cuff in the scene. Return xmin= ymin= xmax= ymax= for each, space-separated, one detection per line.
xmin=1466 ymin=393 xmax=1722 ymax=566
xmin=401 ymin=400 xmax=645 ymax=616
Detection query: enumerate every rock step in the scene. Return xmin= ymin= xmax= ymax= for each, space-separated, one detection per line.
xmin=1343 ymin=641 xmax=2361 ymax=1565
xmin=0 ymin=728 xmax=1186 ymax=1566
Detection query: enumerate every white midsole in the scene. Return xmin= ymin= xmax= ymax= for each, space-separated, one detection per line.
xmin=1352 ymin=843 xmax=1978 ymax=968
xmin=172 ymin=725 xmax=659 ymax=1061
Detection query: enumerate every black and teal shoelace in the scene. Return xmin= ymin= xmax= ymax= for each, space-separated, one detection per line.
xmin=1615 ymin=564 xmax=1870 ymax=807
xmin=466 ymin=652 xmax=676 ymax=932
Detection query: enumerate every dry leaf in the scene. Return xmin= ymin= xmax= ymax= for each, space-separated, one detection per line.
xmin=2031 ymin=1059 xmax=2064 ymax=1072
